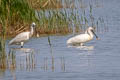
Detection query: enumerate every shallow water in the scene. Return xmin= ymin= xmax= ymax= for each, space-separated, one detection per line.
xmin=1 ymin=0 xmax=120 ymax=80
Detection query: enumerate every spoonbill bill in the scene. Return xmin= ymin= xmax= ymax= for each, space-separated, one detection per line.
xmin=67 ymin=27 xmax=99 ymax=46
xmin=9 ymin=22 xmax=36 ymax=48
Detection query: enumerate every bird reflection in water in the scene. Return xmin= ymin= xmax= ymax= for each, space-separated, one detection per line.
xmin=68 ymin=45 xmax=94 ymax=50
xmin=8 ymin=48 xmax=36 ymax=71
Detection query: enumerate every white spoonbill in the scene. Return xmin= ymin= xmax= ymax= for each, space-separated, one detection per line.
xmin=9 ymin=22 xmax=36 ymax=48
xmin=67 ymin=27 xmax=99 ymax=46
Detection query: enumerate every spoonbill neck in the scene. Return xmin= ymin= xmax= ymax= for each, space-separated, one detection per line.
xmin=86 ymin=29 xmax=94 ymax=38
xmin=30 ymin=26 xmax=34 ymax=36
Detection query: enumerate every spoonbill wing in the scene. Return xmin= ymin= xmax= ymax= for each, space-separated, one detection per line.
xmin=67 ymin=34 xmax=91 ymax=44
xmin=9 ymin=32 xmax=30 ymax=45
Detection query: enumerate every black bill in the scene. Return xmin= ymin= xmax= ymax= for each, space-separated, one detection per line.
xmin=91 ymin=30 xmax=98 ymax=39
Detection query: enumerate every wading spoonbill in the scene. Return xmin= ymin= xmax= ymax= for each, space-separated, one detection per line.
xmin=9 ymin=22 xmax=36 ymax=48
xmin=67 ymin=27 xmax=99 ymax=46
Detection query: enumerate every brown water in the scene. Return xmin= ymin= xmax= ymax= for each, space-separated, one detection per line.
xmin=1 ymin=0 xmax=120 ymax=80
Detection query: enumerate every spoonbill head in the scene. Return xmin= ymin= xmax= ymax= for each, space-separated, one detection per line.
xmin=67 ymin=27 xmax=99 ymax=46
xmin=31 ymin=22 xmax=36 ymax=28
xmin=9 ymin=22 xmax=36 ymax=48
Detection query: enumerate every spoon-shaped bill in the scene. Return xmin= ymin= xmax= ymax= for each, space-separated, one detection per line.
xmin=91 ymin=30 xmax=99 ymax=40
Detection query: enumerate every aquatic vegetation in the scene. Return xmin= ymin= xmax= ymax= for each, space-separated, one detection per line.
xmin=0 ymin=0 xmax=108 ymax=71
xmin=0 ymin=0 xmax=37 ymax=69
xmin=0 ymin=0 xmax=37 ymax=36
xmin=35 ymin=10 xmax=71 ymax=35
xmin=0 ymin=0 xmax=107 ymax=36
xmin=28 ymin=0 xmax=63 ymax=9
xmin=35 ymin=0 xmax=107 ymax=36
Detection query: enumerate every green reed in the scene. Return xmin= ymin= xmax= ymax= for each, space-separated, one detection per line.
xmin=0 ymin=17 xmax=6 ymax=69
xmin=36 ymin=9 xmax=71 ymax=34
xmin=0 ymin=0 xmax=106 ymax=36
xmin=0 ymin=0 xmax=37 ymax=36
xmin=0 ymin=0 xmax=37 ymax=69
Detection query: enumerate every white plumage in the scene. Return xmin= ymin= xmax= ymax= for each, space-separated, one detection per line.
xmin=67 ymin=27 xmax=98 ymax=46
xmin=9 ymin=22 xmax=36 ymax=48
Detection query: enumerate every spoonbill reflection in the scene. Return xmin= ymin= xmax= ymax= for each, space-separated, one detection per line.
xmin=67 ymin=27 xmax=99 ymax=46
xmin=9 ymin=22 xmax=36 ymax=48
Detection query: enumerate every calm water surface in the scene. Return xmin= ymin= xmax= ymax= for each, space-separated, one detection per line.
xmin=1 ymin=0 xmax=120 ymax=80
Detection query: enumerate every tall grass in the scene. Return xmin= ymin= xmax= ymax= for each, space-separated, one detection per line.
xmin=27 ymin=0 xmax=63 ymax=9
xmin=0 ymin=0 xmax=37 ymax=69
xmin=0 ymin=0 xmax=37 ymax=36
xmin=0 ymin=0 xmax=37 ymax=46
xmin=34 ymin=0 xmax=106 ymax=36
xmin=36 ymin=10 xmax=71 ymax=34
xmin=0 ymin=0 xmax=106 ymax=36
